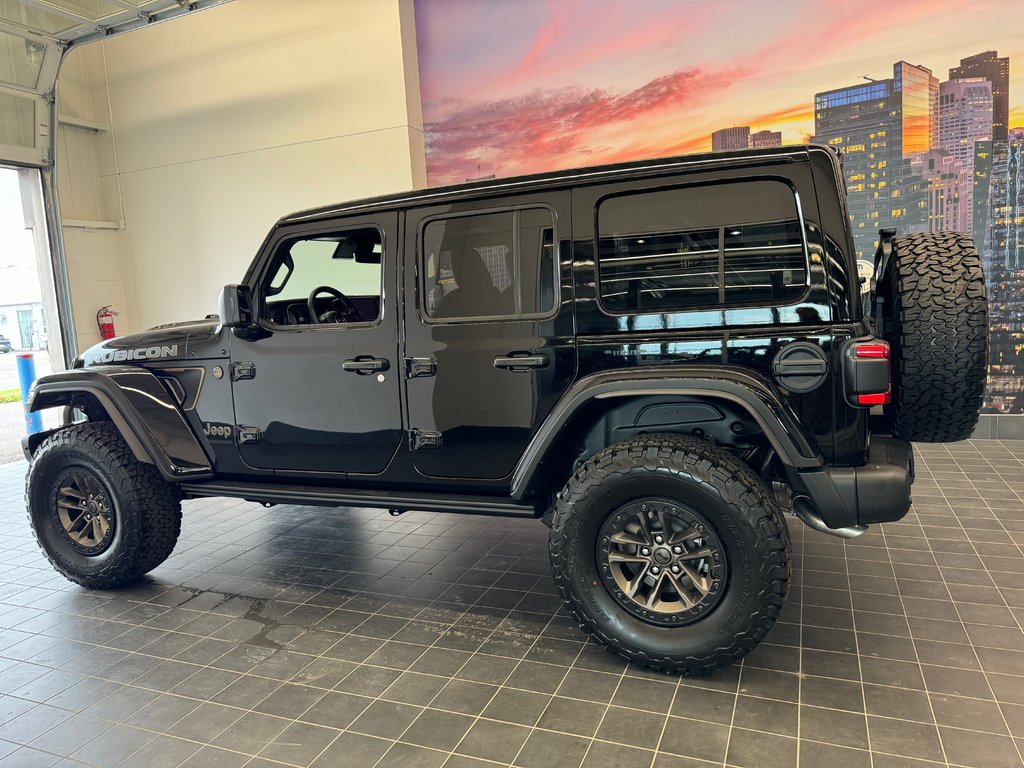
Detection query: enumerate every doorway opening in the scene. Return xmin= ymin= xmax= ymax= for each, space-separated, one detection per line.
xmin=0 ymin=165 xmax=62 ymax=463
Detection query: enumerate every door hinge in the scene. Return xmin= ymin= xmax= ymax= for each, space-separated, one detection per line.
xmin=409 ymin=429 xmax=442 ymax=450
xmin=237 ymin=426 xmax=263 ymax=444
xmin=231 ymin=361 xmax=256 ymax=381
xmin=405 ymin=358 xmax=436 ymax=379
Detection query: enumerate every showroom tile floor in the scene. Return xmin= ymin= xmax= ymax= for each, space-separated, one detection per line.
xmin=0 ymin=440 xmax=1023 ymax=768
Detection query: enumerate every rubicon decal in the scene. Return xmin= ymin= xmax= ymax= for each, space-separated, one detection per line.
xmin=88 ymin=345 xmax=179 ymax=364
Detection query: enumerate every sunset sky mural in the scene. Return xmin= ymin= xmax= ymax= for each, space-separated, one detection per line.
xmin=415 ymin=0 xmax=1024 ymax=413
xmin=414 ymin=0 xmax=1024 ymax=185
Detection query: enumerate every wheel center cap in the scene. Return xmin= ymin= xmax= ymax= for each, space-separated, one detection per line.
xmin=653 ymin=548 xmax=672 ymax=565
xmin=87 ymin=501 xmax=99 ymax=515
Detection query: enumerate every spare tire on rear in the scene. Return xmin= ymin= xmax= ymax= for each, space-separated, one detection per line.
xmin=882 ymin=232 xmax=987 ymax=442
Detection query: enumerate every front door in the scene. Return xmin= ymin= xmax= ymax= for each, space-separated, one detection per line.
xmin=231 ymin=213 xmax=403 ymax=475
xmin=403 ymin=194 xmax=576 ymax=481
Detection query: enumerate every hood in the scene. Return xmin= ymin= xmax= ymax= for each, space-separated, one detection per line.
xmin=79 ymin=317 xmax=225 ymax=368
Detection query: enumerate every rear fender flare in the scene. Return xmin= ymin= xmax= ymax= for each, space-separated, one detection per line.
xmin=26 ymin=367 xmax=213 ymax=481
xmin=510 ymin=365 xmax=823 ymax=500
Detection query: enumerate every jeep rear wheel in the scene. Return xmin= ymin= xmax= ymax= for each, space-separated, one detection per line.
xmin=884 ymin=232 xmax=987 ymax=442
xmin=26 ymin=422 xmax=182 ymax=589
xmin=549 ymin=434 xmax=790 ymax=675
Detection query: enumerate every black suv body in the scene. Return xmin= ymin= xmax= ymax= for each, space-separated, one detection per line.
xmin=23 ymin=145 xmax=987 ymax=672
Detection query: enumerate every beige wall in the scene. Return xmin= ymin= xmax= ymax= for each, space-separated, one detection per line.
xmin=58 ymin=0 xmax=425 ymax=347
xmin=57 ymin=43 xmax=132 ymax=351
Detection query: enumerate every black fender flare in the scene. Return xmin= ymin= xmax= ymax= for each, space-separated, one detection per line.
xmin=510 ymin=365 xmax=823 ymax=500
xmin=26 ymin=367 xmax=213 ymax=481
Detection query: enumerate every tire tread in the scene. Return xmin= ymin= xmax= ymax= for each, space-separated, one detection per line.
xmin=26 ymin=422 xmax=182 ymax=589
xmin=887 ymin=232 xmax=987 ymax=442
xmin=549 ymin=434 xmax=790 ymax=675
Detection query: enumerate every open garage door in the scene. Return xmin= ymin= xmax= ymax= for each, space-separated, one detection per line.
xmin=0 ymin=0 xmax=231 ymax=362
xmin=0 ymin=1 xmax=231 ymax=167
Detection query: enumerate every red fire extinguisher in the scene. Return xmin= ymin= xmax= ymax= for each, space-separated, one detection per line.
xmin=96 ymin=306 xmax=118 ymax=340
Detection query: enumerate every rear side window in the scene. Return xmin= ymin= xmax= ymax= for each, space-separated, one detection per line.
xmin=597 ymin=179 xmax=807 ymax=313
xmin=422 ymin=207 xmax=556 ymax=321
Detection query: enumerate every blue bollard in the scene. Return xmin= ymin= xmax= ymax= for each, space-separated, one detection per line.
xmin=17 ymin=353 xmax=43 ymax=435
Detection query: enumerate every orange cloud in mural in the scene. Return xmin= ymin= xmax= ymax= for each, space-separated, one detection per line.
xmin=415 ymin=0 xmax=1023 ymax=185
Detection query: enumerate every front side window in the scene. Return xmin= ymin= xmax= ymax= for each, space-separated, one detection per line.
xmin=597 ymin=179 xmax=807 ymax=313
xmin=262 ymin=227 xmax=382 ymax=326
xmin=422 ymin=208 xmax=556 ymax=321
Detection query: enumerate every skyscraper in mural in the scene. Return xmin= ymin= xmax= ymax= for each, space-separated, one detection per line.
xmin=985 ymin=131 xmax=1024 ymax=413
xmin=908 ymin=150 xmax=969 ymax=233
xmin=751 ymin=130 xmax=782 ymax=148
xmin=939 ymin=78 xmax=993 ymax=228
xmin=812 ymin=61 xmax=936 ymax=259
xmin=711 ymin=127 xmax=750 ymax=151
xmin=950 ymin=51 xmax=1011 ymax=142
xmin=973 ymin=140 xmax=994 ymax=252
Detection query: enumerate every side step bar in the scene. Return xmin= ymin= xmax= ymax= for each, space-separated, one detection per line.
xmin=179 ymin=480 xmax=541 ymax=518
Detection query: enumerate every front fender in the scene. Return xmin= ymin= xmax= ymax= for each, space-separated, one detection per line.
xmin=27 ymin=367 xmax=213 ymax=480
xmin=510 ymin=365 xmax=823 ymax=500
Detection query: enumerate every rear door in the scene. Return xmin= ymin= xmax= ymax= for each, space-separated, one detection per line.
xmin=402 ymin=192 xmax=576 ymax=481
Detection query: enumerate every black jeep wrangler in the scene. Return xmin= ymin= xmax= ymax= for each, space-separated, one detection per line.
xmin=24 ymin=145 xmax=987 ymax=674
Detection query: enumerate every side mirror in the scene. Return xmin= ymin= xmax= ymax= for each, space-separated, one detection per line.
xmin=218 ymin=284 xmax=254 ymax=328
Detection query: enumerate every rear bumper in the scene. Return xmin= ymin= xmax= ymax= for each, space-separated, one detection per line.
xmin=789 ymin=435 xmax=913 ymax=532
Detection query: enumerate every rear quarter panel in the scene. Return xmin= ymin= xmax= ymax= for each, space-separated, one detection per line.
xmin=569 ymin=153 xmax=842 ymax=462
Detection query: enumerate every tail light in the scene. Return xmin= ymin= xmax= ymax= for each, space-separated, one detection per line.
xmin=843 ymin=339 xmax=891 ymax=407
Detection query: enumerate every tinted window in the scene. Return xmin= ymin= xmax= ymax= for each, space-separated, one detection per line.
xmin=263 ymin=227 xmax=382 ymax=324
xmin=597 ymin=180 xmax=807 ymax=313
xmin=519 ymin=208 xmax=557 ymax=316
xmin=422 ymin=208 xmax=555 ymax=321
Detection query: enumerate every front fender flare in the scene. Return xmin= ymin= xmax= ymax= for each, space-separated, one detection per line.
xmin=27 ymin=367 xmax=213 ymax=481
xmin=510 ymin=365 xmax=823 ymax=500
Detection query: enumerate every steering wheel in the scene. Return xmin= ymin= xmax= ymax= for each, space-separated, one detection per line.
xmin=307 ymin=286 xmax=360 ymax=324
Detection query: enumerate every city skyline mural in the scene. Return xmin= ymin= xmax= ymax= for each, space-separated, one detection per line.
xmin=415 ymin=0 xmax=1024 ymax=414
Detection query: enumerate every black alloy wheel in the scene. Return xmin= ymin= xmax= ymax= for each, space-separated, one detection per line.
xmin=597 ymin=498 xmax=726 ymax=626
xmin=549 ymin=434 xmax=791 ymax=674
xmin=52 ymin=467 xmax=116 ymax=556
xmin=27 ymin=422 xmax=183 ymax=589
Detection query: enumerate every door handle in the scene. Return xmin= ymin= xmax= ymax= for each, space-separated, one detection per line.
xmin=342 ymin=356 xmax=390 ymax=374
xmin=494 ymin=353 xmax=548 ymax=371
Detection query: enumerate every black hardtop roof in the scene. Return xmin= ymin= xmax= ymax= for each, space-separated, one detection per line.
xmin=280 ymin=144 xmax=828 ymax=226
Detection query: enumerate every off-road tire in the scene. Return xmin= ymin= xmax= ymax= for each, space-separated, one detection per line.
xmin=885 ymin=232 xmax=987 ymax=442
xmin=549 ymin=434 xmax=790 ymax=675
xmin=26 ymin=422 xmax=182 ymax=589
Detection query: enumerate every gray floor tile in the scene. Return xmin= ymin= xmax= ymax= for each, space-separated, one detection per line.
xmin=1 ymin=443 xmax=1022 ymax=768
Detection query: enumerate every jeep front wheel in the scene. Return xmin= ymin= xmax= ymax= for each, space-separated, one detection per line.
xmin=549 ymin=434 xmax=790 ymax=674
xmin=26 ymin=422 xmax=183 ymax=589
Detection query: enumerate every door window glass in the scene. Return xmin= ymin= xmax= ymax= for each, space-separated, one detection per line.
xmin=597 ymin=179 xmax=807 ymax=313
xmin=422 ymin=208 xmax=556 ymax=321
xmin=262 ymin=226 xmax=382 ymax=326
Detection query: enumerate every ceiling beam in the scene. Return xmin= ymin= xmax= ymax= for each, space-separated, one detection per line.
xmin=64 ymin=0 xmax=230 ymax=45
xmin=0 ymin=16 xmax=57 ymax=44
